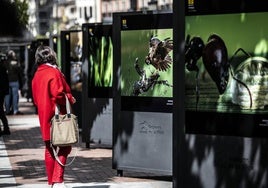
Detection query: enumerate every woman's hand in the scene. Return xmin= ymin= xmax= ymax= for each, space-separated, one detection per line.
xmin=72 ymin=97 xmax=76 ymax=104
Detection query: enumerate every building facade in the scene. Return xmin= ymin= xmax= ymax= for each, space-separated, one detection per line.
xmin=27 ymin=0 xmax=172 ymax=37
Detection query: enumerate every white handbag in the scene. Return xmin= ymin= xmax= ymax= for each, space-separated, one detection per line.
xmin=50 ymin=95 xmax=79 ymax=166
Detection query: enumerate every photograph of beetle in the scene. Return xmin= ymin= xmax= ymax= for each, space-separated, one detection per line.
xmin=120 ymin=29 xmax=173 ymax=98
xmin=185 ymin=12 xmax=268 ymax=112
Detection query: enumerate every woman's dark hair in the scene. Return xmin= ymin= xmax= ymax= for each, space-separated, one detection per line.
xmin=35 ymin=45 xmax=57 ymax=65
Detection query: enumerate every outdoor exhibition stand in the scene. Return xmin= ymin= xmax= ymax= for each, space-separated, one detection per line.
xmin=81 ymin=23 xmax=113 ymax=148
xmin=112 ymin=11 xmax=173 ymax=176
xmin=173 ymin=0 xmax=268 ymax=188
xmin=60 ymin=30 xmax=83 ymax=129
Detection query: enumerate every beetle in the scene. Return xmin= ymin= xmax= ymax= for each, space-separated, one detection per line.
xmin=185 ymin=33 xmax=252 ymax=108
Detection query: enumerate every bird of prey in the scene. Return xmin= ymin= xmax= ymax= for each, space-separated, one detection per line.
xmin=145 ymin=36 xmax=173 ymax=71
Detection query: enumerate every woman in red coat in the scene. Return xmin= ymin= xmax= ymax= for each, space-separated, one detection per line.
xmin=32 ymin=45 xmax=76 ymax=188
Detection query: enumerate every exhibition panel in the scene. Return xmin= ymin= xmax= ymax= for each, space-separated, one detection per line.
xmin=60 ymin=30 xmax=83 ymax=128
xmin=173 ymin=1 xmax=268 ymax=188
xmin=113 ymin=11 xmax=173 ymax=175
xmin=81 ymin=23 xmax=113 ymax=147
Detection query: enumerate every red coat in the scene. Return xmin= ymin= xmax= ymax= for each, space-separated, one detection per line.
xmin=32 ymin=64 xmax=75 ymax=141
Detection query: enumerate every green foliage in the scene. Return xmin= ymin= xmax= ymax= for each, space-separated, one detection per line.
xmin=13 ymin=0 xmax=29 ymax=28
xmin=89 ymin=36 xmax=113 ymax=87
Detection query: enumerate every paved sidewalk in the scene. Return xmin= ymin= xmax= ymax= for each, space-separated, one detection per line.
xmin=0 ymin=98 xmax=172 ymax=188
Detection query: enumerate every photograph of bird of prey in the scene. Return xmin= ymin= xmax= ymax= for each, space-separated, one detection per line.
xmin=120 ymin=29 xmax=173 ymax=98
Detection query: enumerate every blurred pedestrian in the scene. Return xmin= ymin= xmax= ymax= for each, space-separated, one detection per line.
xmin=0 ymin=52 xmax=10 ymax=136
xmin=4 ymin=50 xmax=23 ymax=115
xmin=31 ymin=45 xmax=76 ymax=188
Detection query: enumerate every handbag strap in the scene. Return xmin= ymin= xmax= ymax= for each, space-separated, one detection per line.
xmin=55 ymin=94 xmax=71 ymax=118
xmin=51 ymin=144 xmax=78 ymax=167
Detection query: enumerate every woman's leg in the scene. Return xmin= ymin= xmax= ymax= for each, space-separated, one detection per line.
xmin=4 ymin=86 xmax=11 ymax=114
xmin=0 ymin=95 xmax=9 ymax=133
xmin=45 ymin=141 xmax=55 ymax=185
xmin=10 ymin=81 xmax=19 ymax=114
xmin=51 ymin=145 xmax=72 ymax=183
